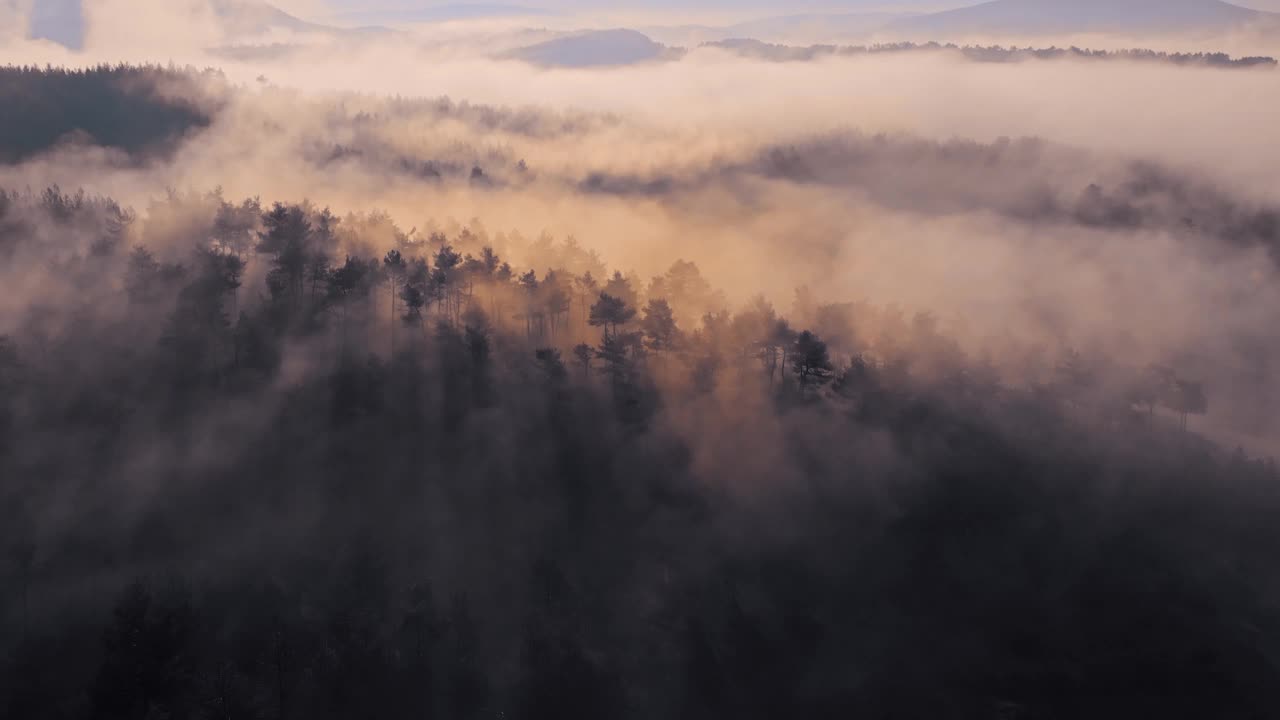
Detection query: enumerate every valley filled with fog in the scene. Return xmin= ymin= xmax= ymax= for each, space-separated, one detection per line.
xmin=2 ymin=1 xmax=1280 ymax=718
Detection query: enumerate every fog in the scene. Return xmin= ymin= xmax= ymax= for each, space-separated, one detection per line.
xmin=2 ymin=3 xmax=1280 ymax=719
xmin=4 ymin=40 xmax=1277 ymax=431
xmin=3 ymin=0 xmax=1277 ymax=513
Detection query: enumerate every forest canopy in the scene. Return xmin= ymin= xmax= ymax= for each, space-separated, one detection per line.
xmin=0 ymin=65 xmax=220 ymax=164
xmin=0 ymin=175 xmax=1277 ymax=719
xmin=0 ymin=56 xmax=1279 ymax=720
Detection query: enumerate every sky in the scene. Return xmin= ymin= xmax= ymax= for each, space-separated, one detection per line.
xmin=189 ymin=0 xmax=1280 ymax=46
xmin=295 ymin=0 xmax=1280 ymax=19
xmin=21 ymin=0 xmax=1280 ymax=43
xmin=271 ymin=0 xmax=957 ymax=27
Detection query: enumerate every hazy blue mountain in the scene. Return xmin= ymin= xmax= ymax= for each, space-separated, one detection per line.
xmin=28 ymin=0 xmax=85 ymax=49
xmin=891 ymin=0 xmax=1275 ymax=36
xmin=24 ymin=0 xmax=392 ymax=49
xmin=211 ymin=0 xmax=330 ymax=34
xmin=506 ymin=28 xmax=681 ymax=67
xmin=211 ymin=0 xmax=397 ymax=37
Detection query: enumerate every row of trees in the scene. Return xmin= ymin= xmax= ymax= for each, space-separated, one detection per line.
xmin=125 ymin=194 xmax=837 ymax=401
xmin=708 ymin=39 xmax=1278 ymax=68
xmin=3 ymin=185 xmax=1218 ymax=437
xmin=42 ymin=189 xmax=1212 ymax=432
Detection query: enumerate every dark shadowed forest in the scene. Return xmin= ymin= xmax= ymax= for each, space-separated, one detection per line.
xmin=0 ymin=66 xmax=222 ymax=164
xmin=2 ymin=65 xmax=1280 ymax=720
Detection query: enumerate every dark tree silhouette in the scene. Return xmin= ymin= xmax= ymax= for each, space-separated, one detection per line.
xmin=642 ymin=297 xmax=681 ymax=354
xmin=382 ymin=249 xmax=407 ymax=353
xmin=259 ymin=203 xmax=313 ymax=314
xmin=1167 ymin=378 xmax=1209 ymax=430
xmin=572 ymin=342 xmax=593 ymax=379
xmin=576 ymin=271 xmax=599 ymax=329
xmin=791 ymin=330 xmax=834 ymax=390
xmin=761 ymin=318 xmax=797 ymax=388
xmin=328 ymin=255 xmax=375 ymax=354
xmin=589 ymin=292 xmax=636 ymax=340
xmin=603 ymin=270 xmax=638 ymax=308
xmin=92 ymin=581 xmax=197 ymax=720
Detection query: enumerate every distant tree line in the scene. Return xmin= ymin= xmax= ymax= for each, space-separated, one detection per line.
xmin=0 ymin=64 xmax=223 ymax=164
xmin=707 ymin=38 xmax=1278 ymax=68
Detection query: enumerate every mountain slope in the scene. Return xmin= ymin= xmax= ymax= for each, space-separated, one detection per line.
xmin=212 ymin=0 xmax=395 ymax=38
xmin=507 ymin=29 xmax=681 ymax=68
xmin=26 ymin=0 xmax=391 ymax=49
xmin=211 ymin=0 xmax=329 ymax=35
xmin=28 ymin=0 xmax=84 ymax=49
xmin=892 ymin=0 xmax=1274 ymax=35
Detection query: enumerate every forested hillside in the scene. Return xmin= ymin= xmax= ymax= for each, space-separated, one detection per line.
xmin=1 ymin=181 xmax=1278 ymax=719
xmin=0 ymin=65 xmax=219 ymax=164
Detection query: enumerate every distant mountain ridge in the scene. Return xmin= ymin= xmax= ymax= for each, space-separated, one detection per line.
xmin=211 ymin=0 xmax=328 ymax=35
xmin=28 ymin=0 xmax=84 ymax=49
xmin=26 ymin=0 xmax=393 ymax=49
xmin=892 ymin=0 xmax=1277 ymax=35
xmin=506 ymin=29 xmax=683 ymax=68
